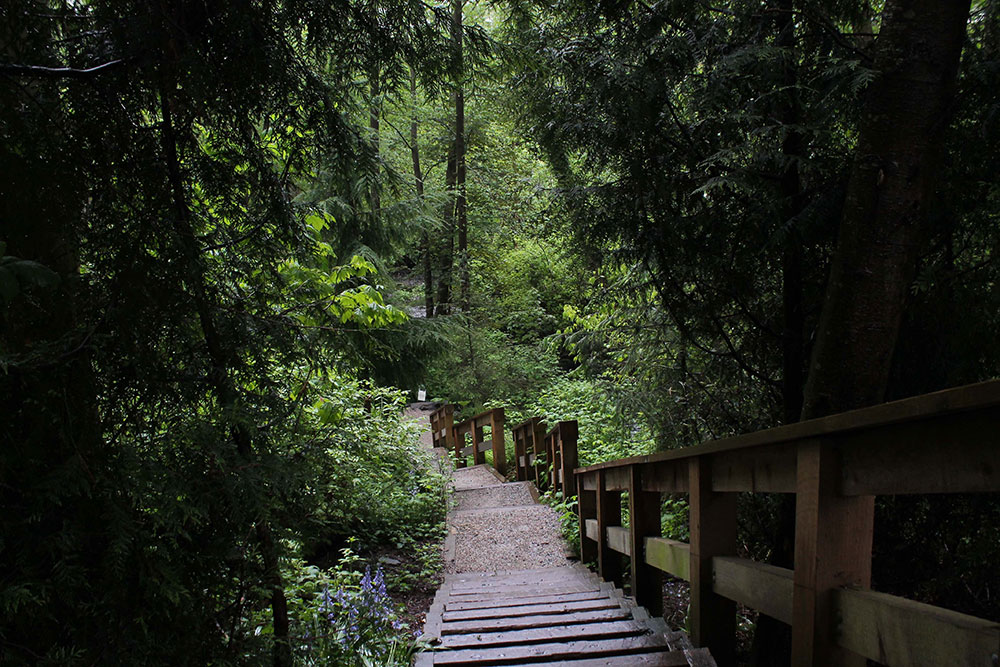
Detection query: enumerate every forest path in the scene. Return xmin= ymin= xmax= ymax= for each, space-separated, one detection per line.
xmin=417 ymin=446 xmax=714 ymax=664
xmin=405 ymin=401 xmax=438 ymax=450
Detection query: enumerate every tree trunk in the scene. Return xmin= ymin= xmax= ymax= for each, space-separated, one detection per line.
xmin=369 ymin=64 xmax=381 ymax=227
xmin=436 ymin=146 xmax=457 ymax=316
xmin=792 ymin=6 xmax=968 ymax=662
xmin=802 ymin=0 xmax=971 ymax=419
xmin=454 ymin=0 xmax=469 ymax=311
xmin=410 ymin=67 xmax=434 ymax=318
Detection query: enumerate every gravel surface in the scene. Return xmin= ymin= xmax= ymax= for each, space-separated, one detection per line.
xmin=404 ymin=402 xmax=438 ymax=450
xmin=454 ymin=482 xmax=535 ymax=511
xmin=452 ymin=465 xmax=502 ymax=490
xmin=448 ymin=504 xmax=570 ymax=573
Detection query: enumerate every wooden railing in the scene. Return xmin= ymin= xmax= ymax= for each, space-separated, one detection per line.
xmin=574 ymin=380 xmax=1000 ymax=667
xmin=512 ymin=418 xmax=579 ymax=496
xmin=450 ymin=407 xmax=507 ymax=474
xmin=431 ymin=404 xmax=579 ymax=490
xmin=429 ymin=404 xmax=454 ymax=452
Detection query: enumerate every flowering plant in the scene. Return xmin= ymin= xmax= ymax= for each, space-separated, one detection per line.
xmin=256 ymin=549 xmax=415 ymax=665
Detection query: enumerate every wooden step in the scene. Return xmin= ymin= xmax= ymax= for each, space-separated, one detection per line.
xmin=429 ymin=634 xmax=672 ymax=665
xmin=443 ymin=584 xmax=602 ymax=603
xmin=438 ymin=619 xmax=648 ymax=649
xmin=420 ymin=567 xmax=715 ymax=666
xmin=442 ymin=598 xmax=622 ymax=622
xmin=440 ymin=608 xmax=634 ymax=634
xmin=529 ymin=653 xmax=692 ymax=667
xmin=444 ymin=589 xmax=608 ymax=611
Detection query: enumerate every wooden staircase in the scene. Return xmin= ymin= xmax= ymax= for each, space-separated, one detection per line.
xmin=416 ymin=565 xmax=714 ymax=666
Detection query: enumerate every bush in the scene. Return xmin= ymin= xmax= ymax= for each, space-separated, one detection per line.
xmin=287 ymin=375 xmax=449 ymax=559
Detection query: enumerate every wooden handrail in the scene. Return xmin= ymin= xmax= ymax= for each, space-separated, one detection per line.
xmin=451 ymin=407 xmax=507 ymax=475
xmin=429 ymin=404 xmax=455 ymax=452
xmin=574 ymin=379 xmax=1000 ymax=666
xmin=512 ymin=418 xmax=579 ymax=496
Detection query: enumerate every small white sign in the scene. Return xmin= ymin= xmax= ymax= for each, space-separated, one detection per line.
xmin=417 ymin=388 xmax=426 ymax=401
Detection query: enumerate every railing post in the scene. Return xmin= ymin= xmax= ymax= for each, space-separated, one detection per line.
xmin=577 ymin=472 xmax=597 ymax=566
xmin=628 ymin=464 xmax=662 ymax=616
xmin=513 ymin=425 xmax=526 ymax=481
xmin=532 ymin=421 xmax=546 ymax=490
xmin=443 ymin=405 xmax=454 ymax=454
xmin=689 ymin=455 xmax=736 ymax=664
xmin=792 ymin=440 xmax=873 ymax=666
xmin=490 ymin=408 xmax=506 ymax=477
xmin=452 ymin=425 xmax=465 ymax=468
xmin=558 ymin=421 xmax=578 ymax=497
xmin=472 ymin=424 xmax=484 ymax=466
xmin=596 ymin=469 xmax=624 ymax=586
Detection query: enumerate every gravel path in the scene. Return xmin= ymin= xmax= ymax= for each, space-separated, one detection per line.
xmin=453 ymin=481 xmax=535 ymax=511
xmin=452 ymin=465 xmax=502 ymax=490
xmin=442 ymin=464 xmax=571 ymax=574
xmin=449 ymin=505 xmax=569 ymax=572
xmin=404 ymin=402 xmax=437 ymax=450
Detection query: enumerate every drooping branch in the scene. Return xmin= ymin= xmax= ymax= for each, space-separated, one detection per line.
xmin=0 ymin=59 xmax=123 ymax=79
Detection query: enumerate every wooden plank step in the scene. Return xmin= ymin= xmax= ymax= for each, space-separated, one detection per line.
xmin=445 ymin=567 xmax=588 ymax=581
xmin=441 ymin=607 xmax=633 ymax=634
xmin=427 ymin=634 xmax=671 ymax=665
xmin=445 ymin=572 xmax=597 ymax=591
xmin=445 ymin=584 xmax=601 ymax=601
xmin=442 ymin=599 xmax=621 ymax=622
xmin=439 ymin=620 xmax=648 ymax=649
xmin=445 ymin=590 xmax=608 ymax=611
xmin=529 ymin=652 xmax=692 ymax=667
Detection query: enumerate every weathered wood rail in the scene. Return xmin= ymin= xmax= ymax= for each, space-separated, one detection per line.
xmin=429 ymin=405 xmax=580 ymax=489
xmin=575 ymin=380 xmax=1000 ymax=666
xmin=431 ymin=405 xmax=508 ymax=474
xmin=513 ymin=418 xmax=579 ymax=495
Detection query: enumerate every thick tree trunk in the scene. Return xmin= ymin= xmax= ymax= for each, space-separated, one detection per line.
xmin=410 ymin=67 xmax=434 ymax=317
xmin=802 ymin=0 xmax=971 ymax=419
xmin=454 ymin=0 xmax=469 ymax=311
xmin=791 ymin=5 xmax=968 ymax=661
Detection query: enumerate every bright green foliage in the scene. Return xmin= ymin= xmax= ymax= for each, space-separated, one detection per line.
xmin=294 ymin=378 xmax=449 ymax=557
xmin=515 ymin=374 xmax=656 ymax=466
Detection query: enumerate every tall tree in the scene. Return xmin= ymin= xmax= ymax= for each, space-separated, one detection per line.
xmin=454 ymin=0 xmax=470 ymax=311
xmin=410 ymin=66 xmax=435 ymax=317
xmin=794 ymin=1 xmax=971 ymax=664
xmin=802 ymin=0 xmax=973 ymax=418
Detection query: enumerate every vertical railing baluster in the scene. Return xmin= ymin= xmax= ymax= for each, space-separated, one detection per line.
xmin=533 ymin=421 xmax=546 ymax=489
xmin=628 ymin=464 xmax=662 ymax=616
xmin=558 ymin=421 xmax=578 ymax=498
xmin=577 ymin=472 xmax=597 ymax=566
xmin=689 ymin=455 xmax=736 ymax=664
xmin=443 ymin=405 xmax=454 ymax=456
xmin=792 ymin=440 xmax=873 ymax=667
xmin=490 ymin=408 xmax=506 ymax=477
xmin=596 ymin=468 xmax=624 ymax=586
xmin=452 ymin=424 xmax=464 ymax=468
xmin=472 ymin=424 xmax=484 ymax=466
